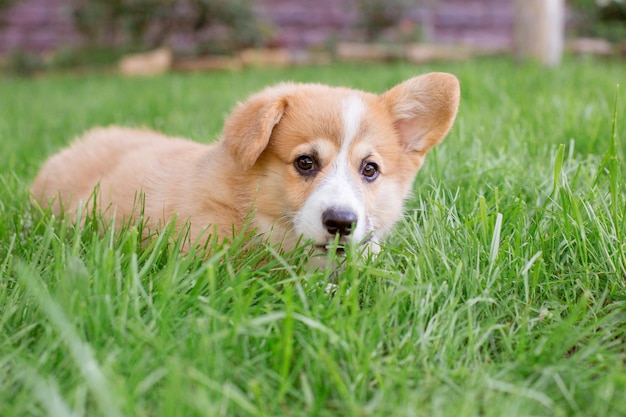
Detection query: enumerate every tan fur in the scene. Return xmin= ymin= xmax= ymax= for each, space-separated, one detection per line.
xmin=31 ymin=73 xmax=460 ymax=251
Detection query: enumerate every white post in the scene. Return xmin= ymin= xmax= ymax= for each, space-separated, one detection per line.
xmin=514 ymin=0 xmax=565 ymax=66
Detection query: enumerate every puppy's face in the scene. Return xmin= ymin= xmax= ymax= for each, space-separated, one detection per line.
xmin=223 ymin=73 xmax=460 ymax=253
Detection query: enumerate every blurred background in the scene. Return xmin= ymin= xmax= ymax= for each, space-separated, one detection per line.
xmin=0 ymin=0 xmax=624 ymax=75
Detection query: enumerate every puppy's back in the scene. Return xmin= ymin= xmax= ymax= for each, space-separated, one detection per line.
xmin=31 ymin=127 xmax=176 ymax=213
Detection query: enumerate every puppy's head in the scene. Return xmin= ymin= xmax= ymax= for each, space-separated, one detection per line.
xmin=222 ymin=73 xmax=460 ymax=253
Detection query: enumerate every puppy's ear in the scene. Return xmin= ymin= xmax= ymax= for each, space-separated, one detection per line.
xmin=222 ymin=91 xmax=287 ymax=170
xmin=381 ymin=72 xmax=460 ymax=157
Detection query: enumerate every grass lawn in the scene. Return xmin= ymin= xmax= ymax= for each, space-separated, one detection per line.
xmin=1 ymin=58 xmax=625 ymax=416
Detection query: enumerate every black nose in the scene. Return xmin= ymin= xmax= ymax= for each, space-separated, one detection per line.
xmin=322 ymin=209 xmax=357 ymax=236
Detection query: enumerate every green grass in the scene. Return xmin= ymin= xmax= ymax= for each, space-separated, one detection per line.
xmin=1 ymin=58 xmax=626 ymax=416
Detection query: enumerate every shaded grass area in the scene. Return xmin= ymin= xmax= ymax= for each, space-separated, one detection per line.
xmin=1 ymin=59 xmax=625 ymax=416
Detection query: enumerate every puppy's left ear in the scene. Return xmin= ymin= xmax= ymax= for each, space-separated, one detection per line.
xmin=381 ymin=72 xmax=460 ymax=158
xmin=222 ymin=91 xmax=287 ymax=170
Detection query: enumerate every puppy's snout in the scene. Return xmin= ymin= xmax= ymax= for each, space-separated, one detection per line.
xmin=322 ymin=208 xmax=357 ymax=236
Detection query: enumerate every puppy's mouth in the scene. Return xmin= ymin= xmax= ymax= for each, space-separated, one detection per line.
xmin=314 ymin=235 xmax=372 ymax=255
xmin=315 ymin=244 xmax=346 ymax=255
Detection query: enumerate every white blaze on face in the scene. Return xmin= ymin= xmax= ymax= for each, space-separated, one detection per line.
xmin=294 ymin=94 xmax=369 ymax=245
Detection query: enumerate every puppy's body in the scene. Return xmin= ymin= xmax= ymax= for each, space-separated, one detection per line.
xmin=31 ymin=74 xmax=460 ymax=256
xmin=35 ymin=127 xmax=243 ymax=240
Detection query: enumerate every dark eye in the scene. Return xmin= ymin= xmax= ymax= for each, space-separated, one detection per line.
xmin=295 ymin=155 xmax=317 ymax=176
xmin=361 ymin=162 xmax=379 ymax=181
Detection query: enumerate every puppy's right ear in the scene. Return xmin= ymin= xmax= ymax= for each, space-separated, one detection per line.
xmin=222 ymin=91 xmax=287 ymax=170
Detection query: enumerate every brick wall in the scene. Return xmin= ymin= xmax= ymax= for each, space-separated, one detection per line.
xmin=433 ymin=0 xmax=513 ymax=48
xmin=0 ymin=0 xmax=82 ymax=52
xmin=255 ymin=0 xmax=359 ymax=48
xmin=256 ymin=0 xmax=513 ymax=49
xmin=0 ymin=0 xmax=513 ymax=53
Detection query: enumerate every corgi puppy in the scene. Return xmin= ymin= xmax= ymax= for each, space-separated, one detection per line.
xmin=31 ymin=73 xmax=460 ymax=260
